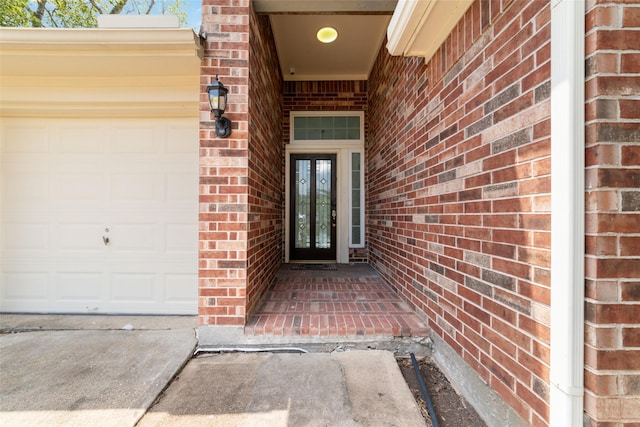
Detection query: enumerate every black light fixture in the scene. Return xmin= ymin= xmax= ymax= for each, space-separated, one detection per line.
xmin=207 ymin=75 xmax=231 ymax=138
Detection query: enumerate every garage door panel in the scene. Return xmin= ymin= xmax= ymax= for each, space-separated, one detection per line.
xmin=2 ymin=272 xmax=49 ymax=301
xmin=3 ymin=222 xmax=50 ymax=252
xmin=109 ymin=223 xmax=157 ymax=252
xmin=3 ymin=172 xmax=50 ymax=202
xmin=165 ymin=273 xmax=197 ymax=303
xmin=110 ymin=173 xmax=158 ymax=201
xmin=56 ymin=272 xmax=103 ymax=301
xmin=111 ymin=273 xmax=156 ymax=302
xmin=57 ymin=139 xmax=104 ymax=154
xmin=57 ymin=127 xmax=105 ymax=153
xmin=166 ymin=223 xmax=198 ymax=253
xmin=57 ymin=223 xmax=107 ymax=252
xmin=166 ymin=127 xmax=196 ymax=153
xmin=58 ymin=173 xmax=106 ymax=201
xmin=166 ymin=173 xmax=198 ymax=201
xmin=1 ymin=117 xmax=198 ymax=315
xmin=2 ymin=126 xmax=49 ymax=153
xmin=111 ymin=128 xmax=156 ymax=153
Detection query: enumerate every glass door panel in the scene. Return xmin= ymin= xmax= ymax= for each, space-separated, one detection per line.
xmin=290 ymin=154 xmax=336 ymax=260
xmin=315 ymin=160 xmax=332 ymax=249
xmin=294 ymin=160 xmax=311 ymax=249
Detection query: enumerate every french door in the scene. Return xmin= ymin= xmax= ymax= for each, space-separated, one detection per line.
xmin=289 ymin=154 xmax=337 ymax=261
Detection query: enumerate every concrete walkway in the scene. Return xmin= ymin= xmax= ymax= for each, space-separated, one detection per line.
xmin=0 ymin=315 xmax=425 ymax=426
xmin=137 ymin=351 xmax=425 ymax=427
xmin=0 ymin=315 xmax=197 ymax=427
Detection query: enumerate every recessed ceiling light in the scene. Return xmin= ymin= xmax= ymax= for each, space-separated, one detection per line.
xmin=317 ymin=27 xmax=338 ymax=43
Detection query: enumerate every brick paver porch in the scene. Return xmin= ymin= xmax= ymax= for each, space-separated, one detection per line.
xmin=245 ymin=264 xmax=429 ymax=338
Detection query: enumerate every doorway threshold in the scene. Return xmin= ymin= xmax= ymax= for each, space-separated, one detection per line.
xmin=287 ymin=260 xmax=336 ymax=264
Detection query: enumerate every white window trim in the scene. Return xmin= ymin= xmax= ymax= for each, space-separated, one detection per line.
xmin=348 ymin=149 xmax=365 ymax=248
xmin=290 ymin=111 xmax=365 ymax=145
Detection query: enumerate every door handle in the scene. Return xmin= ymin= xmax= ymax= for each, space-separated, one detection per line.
xmin=103 ymin=228 xmax=110 ymax=246
xmin=332 ymin=209 xmax=337 ymax=227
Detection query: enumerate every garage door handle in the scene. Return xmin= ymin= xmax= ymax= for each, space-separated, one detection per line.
xmin=103 ymin=236 xmax=110 ymax=246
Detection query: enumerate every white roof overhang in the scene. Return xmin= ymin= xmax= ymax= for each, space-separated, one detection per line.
xmin=0 ymin=25 xmax=202 ymax=118
xmin=386 ymin=0 xmax=473 ymax=63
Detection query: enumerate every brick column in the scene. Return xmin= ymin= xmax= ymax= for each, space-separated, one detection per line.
xmin=584 ymin=0 xmax=640 ymax=424
xmin=198 ymin=0 xmax=250 ymax=326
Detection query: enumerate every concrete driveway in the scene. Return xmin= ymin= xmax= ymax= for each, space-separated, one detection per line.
xmin=0 ymin=315 xmax=197 ymax=427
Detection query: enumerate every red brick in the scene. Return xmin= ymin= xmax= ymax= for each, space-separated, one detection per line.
xmin=596 ymin=76 xmax=640 ymax=97
xmin=620 ymin=100 xmax=640 ymax=119
xmin=516 ymin=379 xmax=550 ymax=421
xmin=621 ymin=282 xmax=640 ymax=301
xmin=585 ymin=370 xmax=621 ymax=396
xmin=588 ymin=213 xmax=640 ymax=234
xmin=215 ymin=316 xmax=244 ymax=326
xmin=587 ymin=325 xmax=620 ymax=353
xmin=595 ymin=259 xmax=640 ymax=279
xmin=623 ymin=5 xmax=640 ymax=27
xmin=621 ymin=52 xmax=640 ymax=73
xmin=622 ymin=145 xmax=640 ymax=166
xmin=518 ymin=247 xmax=550 ymax=268
xmin=493 ymin=346 xmax=532 ymax=385
xmin=587 ymin=349 xmax=640 ymax=370
xmin=586 ymin=302 xmax=640 ymax=324
xmin=519 ymin=314 xmax=550 ymax=342
xmin=597 ymin=30 xmax=640 ymax=50
xmin=620 ymin=237 xmax=640 ymax=256
xmin=532 ymin=339 xmax=550 ymax=365
xmin=493 ymin=197 xmax=532 ymax=213
xmin=586 ymin=6 xmax=619 ymax=30
xmin=523 ymin=145 xmax=551 ymax=172
xmin=586 ymin=190 xmax=619 ymax=211
xmin=586 ymin=235 xmax=619 ymax=256
xmin=587 ymin=52 xmax=619 ymax=76
xmin=482 ymin=351 xmax=515 ymax=388
xmin=622 ymin=328 xmax=640 ymax=347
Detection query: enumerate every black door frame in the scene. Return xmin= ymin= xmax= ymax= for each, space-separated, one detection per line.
xmin=289 ymin=154 xmax=337 ymax=261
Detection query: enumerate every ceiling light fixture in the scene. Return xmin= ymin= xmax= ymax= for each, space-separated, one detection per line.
xmin=317 ymin=27 xmax=338 ymax=43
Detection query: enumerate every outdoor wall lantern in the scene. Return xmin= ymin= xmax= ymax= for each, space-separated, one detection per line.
xmin=207 ymin=75 xmax=231 ymax=138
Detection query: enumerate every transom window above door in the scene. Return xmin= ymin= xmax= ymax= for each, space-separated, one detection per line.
xmin=291 ymin=112 xmax=364 ymax=144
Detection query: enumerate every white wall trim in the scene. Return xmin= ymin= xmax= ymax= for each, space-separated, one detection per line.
xmin=0 ymin=28 xmax=201 ymax=118
xmin=386 ymin=0 xmax=431 ymax=56
xmin=549 ymin=0 xmax=585 ymax=425
xmin=386 ymin=0 xmax=473 ymax=63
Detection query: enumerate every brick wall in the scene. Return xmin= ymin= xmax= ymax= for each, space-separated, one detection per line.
xmin=368 ymin=0 xmax=552 ymax=424
xmin=584 ymin=0 xmax=640 ymax=424
xmin=246 ymin=10 xmax=283 ymax=317
xmin=199 ymin=0 xmax=250 ymax=326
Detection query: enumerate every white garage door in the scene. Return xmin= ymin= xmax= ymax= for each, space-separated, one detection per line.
xmin=0 ymin=118 xmax=198 ymax=314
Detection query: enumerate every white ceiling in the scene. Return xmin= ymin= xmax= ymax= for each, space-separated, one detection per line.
xmin=254 ymin=0 xmax=397 ymax=81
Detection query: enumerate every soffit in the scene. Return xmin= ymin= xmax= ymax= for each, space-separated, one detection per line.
xmin=255 ymin=0 xmax=396 ymax=81
xmin=269 ymin=14 xmax=391 ymax=81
